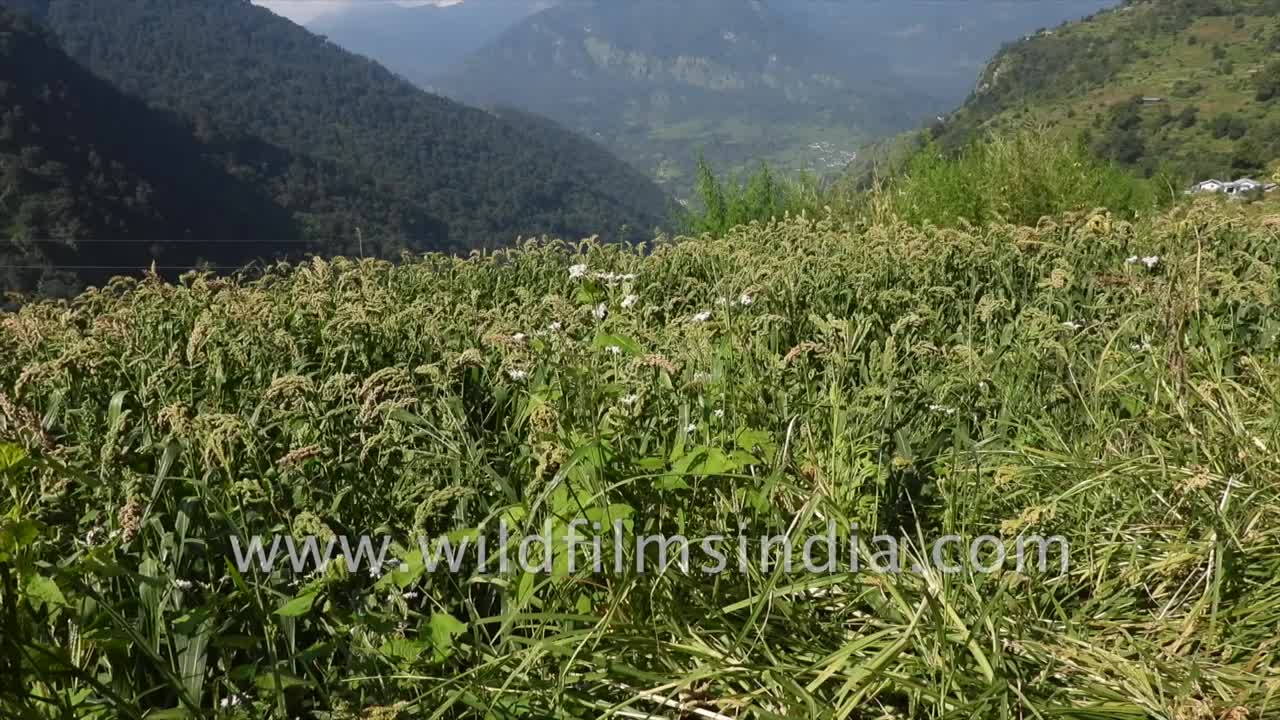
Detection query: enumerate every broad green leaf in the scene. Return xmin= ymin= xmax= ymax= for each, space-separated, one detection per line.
xmin=275 ymin=590 xmax=318 ymax=617
xmin=428 ymin=612 xmax=467 ymax=661
xmin=0 ymin=443 xmax=27 ymax=472
xmin=26 ymin=574 xmax=67 ymax=609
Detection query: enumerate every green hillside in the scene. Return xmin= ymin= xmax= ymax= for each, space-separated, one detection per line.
xmin=933 ymin=0 xmax=1280 ymax=183
xmin=2 ymin=0 xmax=671 ymax=257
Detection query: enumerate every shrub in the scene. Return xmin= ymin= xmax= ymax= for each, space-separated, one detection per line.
xmin=682 ymin=158 xmax=837 ymax=236
xmin=1256 ymin=60 xmax=1280 ymax=101
xmin=873 ymin=127 xmax=1158 ymax=227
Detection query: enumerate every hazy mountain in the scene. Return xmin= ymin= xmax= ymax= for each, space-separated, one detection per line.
xmin=3 ymin=0 xmax=671 ymax=260
xmin=931 ymin=0 xmax=1280 ymax=182
xmin=307 ymin=0 xmax=553 ymax=85
xmin=429 ymin=0 xmax=935 ymax=192
xmin=776 ymin=1 xmax=1119 ymax=108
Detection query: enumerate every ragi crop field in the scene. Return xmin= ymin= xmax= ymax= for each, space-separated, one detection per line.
xmin=2 ymin=204 xmax=1280 ymax=718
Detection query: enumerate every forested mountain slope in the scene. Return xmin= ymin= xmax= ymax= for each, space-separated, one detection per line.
xmin=932 ymin=0 xmax=1280 ymax=182
xmin=3 ymin=0 xmax=671 ymax=255
xmin=0 ymin=7 xmax=308 ymax=297
xmin=431 ymin=0 xmax=934 ymax=193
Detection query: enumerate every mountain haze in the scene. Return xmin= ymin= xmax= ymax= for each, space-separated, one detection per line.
xmin=307 ymin=0 xmax=551 ymax=86
xmin=429 ymin=0 xmax=935 ymax=192
xmin=777 ymin=1 xmax=1118 ymax=108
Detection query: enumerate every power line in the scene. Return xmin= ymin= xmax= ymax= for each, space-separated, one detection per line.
xmin=0 ymin=262 xmax=302 ymax=270
xmin=5 ymin=239 xmax=318 ymax=244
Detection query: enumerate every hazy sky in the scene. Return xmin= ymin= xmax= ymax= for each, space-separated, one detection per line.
xmin=253 ymin=0 xmax=453 ymax=24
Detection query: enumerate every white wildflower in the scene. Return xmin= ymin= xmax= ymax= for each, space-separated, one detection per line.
xmin=605 ymin=345 xmax=622 ymax=356
xmin=739 ymin=293 xmax=753 ymax=306
xmin=928 ymin=404 xmax=957 ymax=416
xmin=173 ymin=579 xmax=195 ymax=591
xmin=85 ymin=526 xmax=104 ymax=545
xmin=693 ymin=311 xmax=712 ymax=323
xmin=1125 ymin=256 xmax=1140 ymax=265
xmin=1253 ymin=436 xmax=1267 ymax=452
xmin=512 ymin=332 xmax=527 ymax=343
xmin=620 ymin=394 xmax=640 ymax=406
xmin=593 ymin=303 xmax=609 ymax=320
xmin=713 ymin=409 xmax=725 ymax=419
xmin=219 ymin=694 xmax=244 ymax=709
xmin=402 ymin=591 xmax=420 ymax=600
xmin=1141 ymin=255 xmax=1160 ymax=269
xmin=1062 ymin=320 xmax=1084 ymax=331
xmin=685 ymin=423 xmax=698 ymax=433
xmin=507 ymin=369 xmax=528 ymax=381
xmin=569 ymin=263 xmax=588 ymax=279
xmin=1130 ymin=340 xmax=1153 ymax=352
xmin=547 ymin=321 xmax=562 ymax=332
xmin=621 ymin=294 xmax=639 ymax=308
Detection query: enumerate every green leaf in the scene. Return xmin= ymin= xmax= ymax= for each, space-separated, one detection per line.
xmin=145 ymin=708 xmax=193 ymax=719
xmin=25 ymin=574 xmax=67 ymax=609
xmin=380 ymin=637 xmax=428 ymax=663
xmin=0 ymin=443 xmax=27 ymax=473
xmin=592 ymin=333 xmax=642 ymax=356
xmin=255 ymin=671 xmax=312 ymax=691
xmin=275 ymin=590 xmax=318 ymax=617
xmin=428 ymin=612 xmax=468 ymax=661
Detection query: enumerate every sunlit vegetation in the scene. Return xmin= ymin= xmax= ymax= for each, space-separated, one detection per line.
xmin=4 ymin=132 xmax=1280 ymax=717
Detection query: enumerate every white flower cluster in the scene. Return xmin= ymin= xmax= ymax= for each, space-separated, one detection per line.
xmin=1062 ymin=320 xmax=1084 ymax=331
xmin=593 ymin=271 xmax=637 ymax=285
xmin=1125 ymin=255 xmax=1161 ymax=269
xmin=692 ymin=311 xmax=712 ymax=323
xmin=219 ymin=694 xmax=245 ymax=709
xmin=566 ymin=263 xmax=637 ymax=286
xmin=507 ymin=369 xmax=528 ymax=381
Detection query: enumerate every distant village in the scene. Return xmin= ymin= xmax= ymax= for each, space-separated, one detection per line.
xmin=1186 ymin=177 xmax=1279 ymax=199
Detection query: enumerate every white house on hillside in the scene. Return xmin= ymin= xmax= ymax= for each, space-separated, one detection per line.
xmin=1187 ymin=177 xmax=1279 ymax=197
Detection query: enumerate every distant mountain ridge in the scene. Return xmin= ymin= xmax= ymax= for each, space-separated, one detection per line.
xmin=2 ymin=0 xmax=671 ymax=263
xmin=775 ymin=1 xmax=1118 ymax=108
xmin=307 ymin=0 xmax=551 ymax=85
xmin=428 ymin=0 xmax=934 ymax=192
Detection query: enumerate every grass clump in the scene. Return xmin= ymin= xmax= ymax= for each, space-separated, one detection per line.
xmin=879 ymin=129 xmax=1163 ymax=227
xmin=2 ymin=196 xmax=1280 ymax=717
